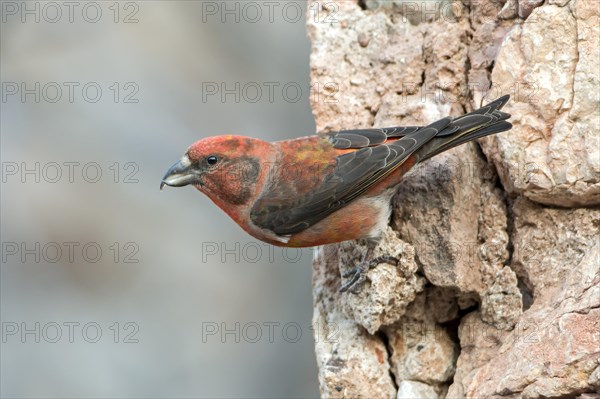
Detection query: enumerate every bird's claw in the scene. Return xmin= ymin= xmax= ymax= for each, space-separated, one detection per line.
xmin=339 ymin=266 xmax=367 ymax=293
xmin=339 ymin=255 xmax=399 ymax=293
xmin=368 ymin=255 xmax=399 ymax=268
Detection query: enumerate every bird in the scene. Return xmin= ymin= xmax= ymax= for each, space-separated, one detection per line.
xmin=161 ymin=95 xmax=512 ymax=292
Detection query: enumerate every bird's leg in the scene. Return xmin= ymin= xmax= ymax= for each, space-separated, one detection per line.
xmin=339 ymin=238 xmax=400 ymax=294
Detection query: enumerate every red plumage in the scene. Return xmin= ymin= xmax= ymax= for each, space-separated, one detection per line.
xmin=162 ymin=96 xmax=512 ymax=292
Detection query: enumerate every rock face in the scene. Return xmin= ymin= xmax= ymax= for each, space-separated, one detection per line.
xmin=447 ymin=198 xmax=600 ymax=398
xmin=307 ymin=1 xmax=600 ymax=397
xmin=312 ymin=244 xmax=397 ymax=399
xmin=338 ymin=227 xmax=425 ymax=335
xmin=481 ymin=0 xmax=600 ymax=207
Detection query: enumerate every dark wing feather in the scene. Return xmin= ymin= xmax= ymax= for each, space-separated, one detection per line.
xmin=328 ymin=126 xmax=421 ymax=149
xmin=415 ymin=95 xmax=512 ymax=160
xmin=251 ymin=96 xmax=512 ymax=236
xmin=251 ymin=117 xmax=452 ymax=235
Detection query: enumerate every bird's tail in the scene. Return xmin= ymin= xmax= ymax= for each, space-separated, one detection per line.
xmin=415 ymin=95 xmax=512 ymax=162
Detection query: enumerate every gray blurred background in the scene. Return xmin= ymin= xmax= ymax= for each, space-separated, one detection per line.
xmin=1 ymin=1 xmax=319 ymax=397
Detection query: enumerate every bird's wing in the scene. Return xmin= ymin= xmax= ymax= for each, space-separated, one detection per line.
xmin=249 ymin=118 xmax=451 ymax=236
xmin=325 ymin=126 xmax=421 ymax=149
xmin=250 ymin=95 xmax=511 ymax=236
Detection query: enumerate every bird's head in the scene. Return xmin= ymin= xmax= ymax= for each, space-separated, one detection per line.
xmin=161 ymin=135 xmax=271 ymax=206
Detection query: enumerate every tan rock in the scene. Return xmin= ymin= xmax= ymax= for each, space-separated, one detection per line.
xmin=499 ymin=0 xmax=518 ymax=20
xmin=468 ymin=1 xmax=515 ymax=107
xmin=449 ymin=200 xmax=600 ymax=397
xmin=392 ymin=141 xmax=518 ymax=329
xmin=312 ymin=244 xmax=396 ymax=399
xmin=396 ymin=380 xmax=439 ymax=399
xmin=518 ymin=0 xmax=545 ymax=19
xmin=481 ymin=2 xmax=600 ymax=206
xmin=446 ymin=312 xmax=510 ymax=398
xmin=339 ymin=226 xmax=425 ymax=334
xmin=425 ymin=286 xmax=459 ymax=324
xmin=385 ymin=315 xmax=458 ymax=386
xmin=480 ymin=266 xmax=523 ymax=331
xmin=307 ymin=1 xmax=599 ymax=398
xmin=307 ymin=1 xmax=424 ymax=132
xmin=510 ymin=196 xmax=600 ymax=304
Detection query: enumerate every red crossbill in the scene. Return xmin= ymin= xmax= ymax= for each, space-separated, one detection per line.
xmin=161 ymin=95 xmax=512 ymax=292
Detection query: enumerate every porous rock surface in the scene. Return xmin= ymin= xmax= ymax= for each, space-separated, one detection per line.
xmin=307 ymin=1 xmax=599 ymax=397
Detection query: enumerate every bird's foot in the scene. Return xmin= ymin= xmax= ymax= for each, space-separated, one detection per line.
xmin=339 ymin=255 xmax=399 ymax=294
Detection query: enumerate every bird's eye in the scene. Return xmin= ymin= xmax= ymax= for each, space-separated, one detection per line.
xmin=206 ymin=155 xmax=219 ymax=166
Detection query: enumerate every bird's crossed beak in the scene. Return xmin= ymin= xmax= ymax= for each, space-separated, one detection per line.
xmin=160 ymin=156 xmax=201 ymax=190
